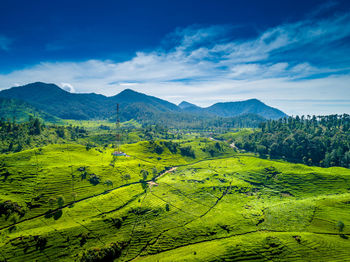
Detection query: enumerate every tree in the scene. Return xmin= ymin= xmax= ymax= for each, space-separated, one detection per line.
xmin=122 ymin=174 xmax=131 ymax=181
xmin=105 ymin=180 xmax=113 ymax=187
xmin=256 ymin=145 xmax=267 ymax=157
xmin=336 ymin=221 xmax=345 ymax=232
xmin=32 ymin=118 xmax=41 ymax=135
xmin=57 ymin=196 xmax=65 ymax=207
xmin=140 ymin=169 xmax=149 ymax=180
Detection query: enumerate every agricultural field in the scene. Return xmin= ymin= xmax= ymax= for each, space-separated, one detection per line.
xmin=1 ymin=138 xmax=350 ymax=261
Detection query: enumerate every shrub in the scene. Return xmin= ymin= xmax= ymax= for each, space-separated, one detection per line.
xmin=35 ymin=236 xmax=47 ymax=251
xmin=104 ymin=180 xmax=113 ymax=187
xmin=153 ymin=144 xmax=164 ymax=154
xmin=89 ymin=174 xmax=101 ymax=185
xmin=111 ymin=218 xmax=122 ymax=229
xmin=180 ymin=146 xmax=195 ymax=158
xmin=79 ymin=242 xmax=123 ymax=262
xmin=0 ymin=200 xmax=25 ymax=217
xmin=163 ymin=141 xmax=178 ymax=154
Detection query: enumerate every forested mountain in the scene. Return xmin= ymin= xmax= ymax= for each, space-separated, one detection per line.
xmin=0 ymin=97 xmax=60 ymax=123
xmin=113 ymin=89 xmax=179 ymax=112
xmin=0 ymin=82 xmax=287 ymax=125
xmin=0 ymin=82 xmax=111 ymax=120
xmin=233 ymin=114 xmax=350 ymax=168
xmin=205 ymin=99 xmax=286 ymax=119
xmin=180 ymin=99 xmax=287 ymax=119
xmin=0 ymin=83 xmax=182 ymax=121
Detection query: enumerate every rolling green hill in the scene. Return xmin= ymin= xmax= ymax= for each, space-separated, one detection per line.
xmin=0 ymin=138 xmax=349 ymax=261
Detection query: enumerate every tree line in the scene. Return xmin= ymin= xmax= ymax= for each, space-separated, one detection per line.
xmin=234 ymin=114 xmax=350 ymax=168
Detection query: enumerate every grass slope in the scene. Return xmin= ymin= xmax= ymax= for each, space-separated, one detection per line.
xmin=0 ymin=139 xmax=350 ymax=261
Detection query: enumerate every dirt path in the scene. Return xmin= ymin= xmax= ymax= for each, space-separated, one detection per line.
xmin=157 ymin=167 xmax=177 ymax=179
xmin=229 ymin=142 xmax=237 ymax=149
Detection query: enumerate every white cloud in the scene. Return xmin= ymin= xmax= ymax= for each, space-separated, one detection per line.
xmin=0 ymin=35 xmax=12 ymax=51
xmin=60 ymin=83 xmax=75 ymax=93
xmin=0 ymin=13 xmax=350 ymax=115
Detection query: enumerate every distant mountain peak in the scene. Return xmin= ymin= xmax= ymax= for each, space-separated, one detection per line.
xmin=118 ymin=88 xmax=138 ymax=94
xmin=178 ymin=101 xmax=200 ymax=109
xmin=20 ymin=82 xmax=65 ymax=90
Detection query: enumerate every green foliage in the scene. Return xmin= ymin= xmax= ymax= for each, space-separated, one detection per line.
xmin=140 ymin=169 xmax=149 ymax=180
xmin=153 ymin=143 xmax=164 ymax=154
xmin=0 ymin=200 xmax=25 ymax=218
xmin=0 ymin=97 xmax=60 ymax=123
xmin=140 ymin=179 xmax=148 ymax=190
xmin=79 ymin=242 xmax=123 ymax=262
xmin=162 ymin=141 xmax=179 ymax=153
xmin=235 ymin=114 xmax=350 ymax=168
xmin=57 ymin=196 xmax=65 ymax=207
xmin=88 ymin=174 xmax=101 ymax=186
xmin=336 ymin=221 xmax=345 ymax=232
xmin=0 ymin=118 xmax=87 ymax=153
xmin=104 ymin=179 xmax=113 ymax=187
xmin=180 ymin=145 xmax=196 ymax=158
xmin=35 ymin=236 xmax=48 ymax=251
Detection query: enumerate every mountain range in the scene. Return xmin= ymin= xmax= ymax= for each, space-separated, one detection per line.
xmin=0 ymin=82 xmax=287 ymax=125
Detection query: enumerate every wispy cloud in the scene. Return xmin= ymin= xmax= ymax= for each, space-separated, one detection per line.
xmin=0 ymin=12 xmax=350 ymax=115
xmin=0 ymin=35 xmax=12 ymax=51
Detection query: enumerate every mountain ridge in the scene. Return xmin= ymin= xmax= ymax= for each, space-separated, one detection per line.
xmin=0 ymin=82 xmax=287 ymax=122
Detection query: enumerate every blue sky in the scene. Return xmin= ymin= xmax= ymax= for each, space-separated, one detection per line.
xmin=0 ymin=0 xmax=350 ymax=115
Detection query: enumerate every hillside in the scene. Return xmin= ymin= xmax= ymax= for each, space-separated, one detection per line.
xmin=0 ymin=97 xmax=60 ymax=123
xmin=0 ymin=139 xmax=350 ymax=261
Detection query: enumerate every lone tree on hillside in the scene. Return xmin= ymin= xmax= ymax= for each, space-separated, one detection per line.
xmin=57 ymin=196 xmax=65 ymax=207
xmin=140 ymin=169 xmax=149 ymax=180
xmin=336 ymin=221 xmax=345 ymax=232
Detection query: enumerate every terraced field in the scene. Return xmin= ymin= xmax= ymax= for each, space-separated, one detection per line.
xmin=1 ymin=139 xmax=350 ymax=261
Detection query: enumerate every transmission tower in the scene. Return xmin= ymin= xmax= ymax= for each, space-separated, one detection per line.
xmin=112 ymin=103 xmax=126 ymax=156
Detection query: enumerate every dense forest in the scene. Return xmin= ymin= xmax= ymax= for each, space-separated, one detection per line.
xmin=0 ymin=117 xmax=87 ymax=153
xmin=234 ymin=114 xmax=350 ymax=168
